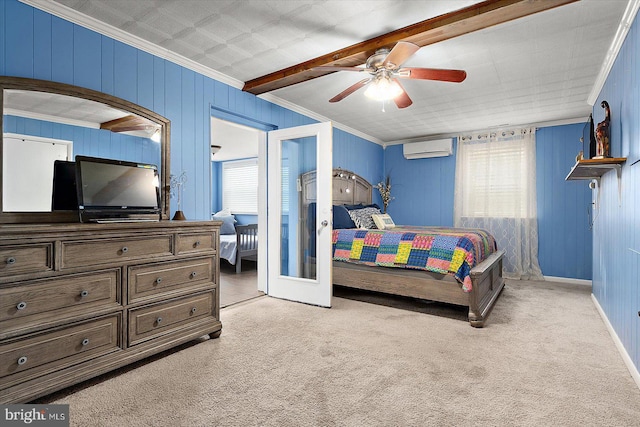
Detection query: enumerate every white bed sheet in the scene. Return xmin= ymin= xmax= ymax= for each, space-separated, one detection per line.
xmin=219 ymin=234 xmax=238 ymax=265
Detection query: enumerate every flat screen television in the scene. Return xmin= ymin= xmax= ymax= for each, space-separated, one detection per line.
xmin=75 ymin=155 xmax=161 ymax=223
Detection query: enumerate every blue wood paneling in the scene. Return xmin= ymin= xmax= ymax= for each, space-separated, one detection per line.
xmin=51 ymin=16 xmax=73 ymax=84
xmin=536 ymin=124 xmax=592 ymax=280
xmin=136 ymin=51 xmax=154 ymax=111
xmin=101 ymin=37 xmax=114 ymax=95
xmin=33 ymin=9 xmax=52 ymax=81
xmin=0 ymin=0 xmax=5 ymax=76
xmin=592 ymin=12 xmax=640 ymax=372
xmin=113 ymin=41 xmax=137 ymax=103
xmin=5 ymin=0 xmax=33 ymax=78
xmin=382 ymin=143 xmax=456 ymax=226
xmin=73 ymin=26 xmax=101 ymax=91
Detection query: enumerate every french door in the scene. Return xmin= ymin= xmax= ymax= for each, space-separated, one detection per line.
xmin=266 ymin=122 xmax=333 ymax=307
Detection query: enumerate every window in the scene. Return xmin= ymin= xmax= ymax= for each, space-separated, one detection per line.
xmin=455 ymin=131 xmax=535 ymax=219
xmin=454 ymin=128 xmax=543 ymax=280
xmin=222 ymin=159 xmax=258 ymax=214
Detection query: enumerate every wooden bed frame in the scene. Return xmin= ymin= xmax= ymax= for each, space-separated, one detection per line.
xmin=300 ymin=168 xmax=505 ymax=327
xmin=233 ymin=223 xmax=258 ymax=273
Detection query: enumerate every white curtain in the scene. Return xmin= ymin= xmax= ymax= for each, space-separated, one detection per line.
xmin=454 ymin=127 xmax=543 ymax=280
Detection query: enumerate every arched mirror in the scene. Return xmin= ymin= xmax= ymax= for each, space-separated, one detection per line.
xmin=0 ymin=76 xmax=170 ymax=223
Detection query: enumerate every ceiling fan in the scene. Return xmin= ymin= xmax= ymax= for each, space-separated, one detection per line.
xmin=314 ymin=41 xmax=466 ymax=109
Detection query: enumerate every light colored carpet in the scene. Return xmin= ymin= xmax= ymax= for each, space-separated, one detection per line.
xmin=41 ymin=280 xmax=640 ymax=426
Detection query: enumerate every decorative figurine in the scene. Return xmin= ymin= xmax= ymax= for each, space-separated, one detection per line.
xmin=588 ymin=113 xmax=596 ymax=159
xmin=595 ymin=101 xmax=611 ymax=159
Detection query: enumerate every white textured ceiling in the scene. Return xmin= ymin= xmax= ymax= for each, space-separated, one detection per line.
xmin=25 ymin=0 xmax=632 ymax=144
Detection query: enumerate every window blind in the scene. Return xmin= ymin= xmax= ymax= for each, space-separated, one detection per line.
xmin=222 ymin=159 xmax=258 ymax=214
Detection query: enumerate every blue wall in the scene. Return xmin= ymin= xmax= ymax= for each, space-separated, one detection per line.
xmin=0 ymin=0 xmax=382 ymax=220
xmin=536 ymin=124 xmax=593 ymax=280
xmin=383 ymin=127 xmax=594 ymax=280
xmin=382 ymin=142 xmax=456 ymax=227
xmin=592 ymin=12 xmax=640 ymax=374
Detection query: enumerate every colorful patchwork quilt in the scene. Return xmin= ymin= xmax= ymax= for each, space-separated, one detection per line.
xmin=332 ymin=226 xmax=497 ymax=292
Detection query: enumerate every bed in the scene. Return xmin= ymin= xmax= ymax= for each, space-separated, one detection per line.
xmin=300 ymin=168 xmax=505 ymax=327
xmin=218 ymin=222 xmax=258 ymax=273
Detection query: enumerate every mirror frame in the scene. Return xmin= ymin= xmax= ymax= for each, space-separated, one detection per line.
xmin=0 ymin=76 xmax=170 ymax=223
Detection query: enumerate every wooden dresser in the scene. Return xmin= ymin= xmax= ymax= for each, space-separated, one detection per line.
xmin=0 ymin=220 xmax=221 ymax=403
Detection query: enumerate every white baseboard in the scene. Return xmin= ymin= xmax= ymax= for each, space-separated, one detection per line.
xmin=544 ymin=275 xmax=592 ymax=286
xmin=591 ymin=294 xmax=640 ymax=391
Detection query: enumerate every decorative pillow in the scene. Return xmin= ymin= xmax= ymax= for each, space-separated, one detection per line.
xmin=343 ymin=203 xmax=364 ymax=211
xmin=213 ymin=212 xmax=236 ymax=235
xmin=348 ymin=206 xmax=381 ymax=229
xmin=333 ymin=205 xmax=356 ymax=229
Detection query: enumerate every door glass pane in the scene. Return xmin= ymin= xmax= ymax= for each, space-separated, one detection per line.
xmin=280 ymin=136 xmax=317 ymax=279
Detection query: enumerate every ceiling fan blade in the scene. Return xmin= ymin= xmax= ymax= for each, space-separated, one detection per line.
xmin=381 ymin=41 xmax=420 ymax=69
xmin=392 ymin=79 xmax=412 ymax=109
xmin=399 ymin=67 xmax=467 ymax=82
xmin=329 ymin=78 xmax=372 ymax=103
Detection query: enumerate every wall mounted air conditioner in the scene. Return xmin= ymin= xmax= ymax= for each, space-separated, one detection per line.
xmin=402 ymin=139 xmax=453 ymax=159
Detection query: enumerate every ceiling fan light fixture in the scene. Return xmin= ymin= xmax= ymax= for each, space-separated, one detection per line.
xmin=364 ymin=75 xmax=403 ymax=102
xmin=150 ymin=127 xmax=161 ymax=142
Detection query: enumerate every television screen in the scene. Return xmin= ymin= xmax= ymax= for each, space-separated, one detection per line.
xmin=75 ymin=156 xmax=160 ymax=222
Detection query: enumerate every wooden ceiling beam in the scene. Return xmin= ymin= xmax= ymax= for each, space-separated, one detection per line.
xmin=101 ymin=115 xmax=156 ymax=133
xmin=242 ymin=0 xmax=578 ymax=95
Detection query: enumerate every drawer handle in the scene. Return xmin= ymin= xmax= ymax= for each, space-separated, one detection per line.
xmin=194 ymin=240 xmax=201 ymax=248
xmin=80 ymin=290 xmax=89 ymax=298
xmin=155 ymin=277 xmax=163 ymax=285
xmin=82 ymin=338 xmax=90 ymax=346
xmin=16 ymin=301 xmax=27 ymax=310
xmin=191 ymin=307 xmax=197 ymax=314
xmin=190 ymin=271 xmax=197 ymax=279
xmin=6 ymin=257 xmax=16 ymax=265
xmin=121 ymin=246 xmax=129 ymax=254
xmin=17 ymin=356 xmax=28 ymax=366
xmin=156 ymin=317 xmax=163 ymax=325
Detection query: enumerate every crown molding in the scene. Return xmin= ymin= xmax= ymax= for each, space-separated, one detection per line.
xmin=587 ymin=0 xmax=640 ymax=105
xmin=257 ymin=93 xmax=382 ymax=145
xmin=19 ymin=0 xmax=244 ymax=90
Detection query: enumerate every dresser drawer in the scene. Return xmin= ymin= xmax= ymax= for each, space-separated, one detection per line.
xmin=128 ymin=257 xmax=214 ymax=303
xmin=0 ymin=270 xmax=120 ymax=337
xmin=176 ymin=231 xmax=216 ymax=254
xmin=0 ymin=244 xmax=53 ymax=277
xmin=0 ymin=314 xmax=121 ymax=384
xmin=128 ymin=292 xmax=215 ymax=346
xmin=61 ymin=235 xmax=173 ymax=269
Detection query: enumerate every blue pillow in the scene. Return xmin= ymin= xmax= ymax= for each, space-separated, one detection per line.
xmin=343 ymin=203 xmax=364 ymax=210
xmin=213 ymin=213 xmax=236 ymax=235
xmin=333 ymin=205 xmax=356 ymax=229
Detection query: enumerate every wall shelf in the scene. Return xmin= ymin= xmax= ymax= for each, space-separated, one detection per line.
xmin=565 ymin=157 xmax=626 ymax=181
xmin=566 ymin=157 xmax=626 ymax=206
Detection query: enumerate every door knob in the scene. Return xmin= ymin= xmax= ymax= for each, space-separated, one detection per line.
xmin=320 ymin=220 xmax=328 ymax=227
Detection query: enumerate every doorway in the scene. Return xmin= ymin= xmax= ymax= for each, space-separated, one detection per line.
xmin=210 ymin=112 xmax=271 ymax=307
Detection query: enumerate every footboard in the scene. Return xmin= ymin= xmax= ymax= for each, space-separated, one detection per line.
xmin=467 ymin=250 xmax=505 ymax=327
xmin=235 ymin=224 xmax=258 ymax=273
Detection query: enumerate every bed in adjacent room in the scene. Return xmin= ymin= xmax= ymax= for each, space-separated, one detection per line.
xmin=213 ymin=211 xmax=258 ymax=273
xmin=300 ymin=169 xmax=505 ymax=327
